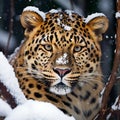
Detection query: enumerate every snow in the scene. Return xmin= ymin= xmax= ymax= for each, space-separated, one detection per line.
xmin=85 ymin=13 xmax=105 ymax=23
xmin=116 ymin=12 xmax=120 ymax=18
xmin=0 ymin=52 xmax=75 ymax=120
xmin=106 ymin=113 xmax=111 ymax=120
xmin=0 ymin=99 xmax=12 ymax=117
xmin=49 ymin=9 xmax=60 ymax=13
xmin=105 ymin=35 xmax=109 ymax=39
xmin=57 ymin=18 xmax=72 ymax=31
xmin=23 ymin=6 xmax=46 ymax=21
xmin=0 ymin=52 xmax=27 ymax=104
xmin=65 ymin=10 xmax=74 ymax=20
xmin=111 ymin=96 xmax=120 ymax=110
xmin=5 ymin=100 xmax=75 ymax=120
xmin=56 ymin=53 xmax=68 ymax=65
xmin=23 ymin=7 xmax=72 ymax=31
xmin=62 ymin=24 xmax=72 ymax=31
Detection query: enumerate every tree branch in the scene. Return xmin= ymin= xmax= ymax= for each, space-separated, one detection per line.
xmin=0 ymin=82 xmax=17 ymax=109
xmin=5 ymin=0 xmax=14 ymax=56
xmin=95 ymin=0 xmax=120 ymax=119
xmin=101 ymin=0 xmax=120 ymax=110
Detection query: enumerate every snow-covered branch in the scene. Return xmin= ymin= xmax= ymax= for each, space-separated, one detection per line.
xmin=0 ymin=52 xmax=75 ymax=120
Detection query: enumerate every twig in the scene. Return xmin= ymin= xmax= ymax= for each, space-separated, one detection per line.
xmin=95 ymin=0 xmax=120 ymax=119
xmin=5 ymin=0 xmax=14 ymax=56
xmin=101 ymin=0 xmax=120 ymax=110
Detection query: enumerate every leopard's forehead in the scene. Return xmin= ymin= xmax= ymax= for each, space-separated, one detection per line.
xmin=33 ymin=10 xmax=91 ymax=47
xmin=42 ymin=10 xmax=87 ymax=33
xmin=45 ymin=10 xmax=83 ymax=30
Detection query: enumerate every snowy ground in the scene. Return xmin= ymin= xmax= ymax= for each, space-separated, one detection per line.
xmin=0 ymin=52 xmax=75 ymax=120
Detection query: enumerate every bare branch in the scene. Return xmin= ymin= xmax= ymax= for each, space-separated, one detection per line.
xmin=0 ymin=82 xmax=17 ymax=108
xmin=95 ymin=0 xmax=120 ymax=119
xmin=101 ymin=0 xmax=120 ymax=110
xmin=5 ymin=0 xmax=14 ymax=56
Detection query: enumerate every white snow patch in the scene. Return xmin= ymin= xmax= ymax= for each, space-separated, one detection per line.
xmin=65 ymin=10 xmax=74 ymax=20
xmin=5 ymin=100 xmax=75 ymax=120
xmin=23 ymin=6 xmax=45 ymax=21
xmin=62 ymin=24 xmax=72 ymax=31
xmin=0 ymin=99 xmax=12 ymax=117
xmin=56 ymin=18 xmax=72 ymax=31
xmin=0 ymin=52 xmax=27 ymax=105
xmin=85 ymin=13 xmax=105 ymax=23
xmin=57 ymin=18 xmax=61 ymax=25
xmin=110 ymin=36 xmax=113 ymax=39
xmin=112 ymin=96 xmax=120 ymax=110
xmin=116 ymin=12 xmax=120 ymax=18
xmin=105 ymin=35 xmax=109 ymax=39
xmin=56 ymin=53 xmax=68 ymax=65
xmin=106 ymin=113 xmax=111 ymax=120
xmin=49 ymin=9 xmax=60 ymax=13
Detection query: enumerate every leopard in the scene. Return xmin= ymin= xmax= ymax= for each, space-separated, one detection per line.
xmin=9 ymin=6 xmax=109 ymax=120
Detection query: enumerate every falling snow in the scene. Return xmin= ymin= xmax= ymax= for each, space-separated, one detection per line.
xmin=116 ymin=12 xmax=120 ymax=18
xmin=111 ymin=96 xmax=120 ymax=110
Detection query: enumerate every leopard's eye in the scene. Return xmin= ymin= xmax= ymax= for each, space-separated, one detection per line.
xmin=44 ymin=44 xmax=52 ymax=51
xmin=74 ymin=46 xmax=82 ymax=52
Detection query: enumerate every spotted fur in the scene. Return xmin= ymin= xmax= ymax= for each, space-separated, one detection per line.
xmin=10 ymin=7 xmax=108 ymax=120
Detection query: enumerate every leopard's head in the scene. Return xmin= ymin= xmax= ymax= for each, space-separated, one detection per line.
xmin=19 ymin=7 xmax=108 ymax=95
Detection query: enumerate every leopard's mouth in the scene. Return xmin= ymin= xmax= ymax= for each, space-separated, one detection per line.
xmin=50 ymin=82 xmax=71 ymax=95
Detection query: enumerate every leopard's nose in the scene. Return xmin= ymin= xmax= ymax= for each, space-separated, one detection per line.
xmin=53 ymin=68 xmax=71 ymax=78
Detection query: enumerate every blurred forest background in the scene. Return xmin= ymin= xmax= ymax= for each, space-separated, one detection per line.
xmin=0 ymin=0 xmax=119 ymax=114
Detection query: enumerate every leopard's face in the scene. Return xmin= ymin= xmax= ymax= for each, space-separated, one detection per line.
xmin=18 ymin=8 xmax=108 ymax=95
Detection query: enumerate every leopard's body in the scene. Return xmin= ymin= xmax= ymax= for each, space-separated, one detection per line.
xmin=10 ymin=7 xmax=108 ymax=120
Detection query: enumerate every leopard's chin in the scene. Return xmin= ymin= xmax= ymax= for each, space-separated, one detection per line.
xmin=50 ymin=83 xmax=71 ymax=95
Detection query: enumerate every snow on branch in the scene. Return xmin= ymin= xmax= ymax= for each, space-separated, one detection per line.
xmin=0 ymin=99 xmax=12 ymax=117
xmin=0 ymin=51 xmax=75 ymax=120
xmin=112 ymin=96 xmax=120 ymax=110
xmin=0 ymin=52 xmax=27 ymax=106
xmin=116 ymin=12 xmax=120 ymax=18
xmin=94 ymin=0 xmax=120 ymax=119
xmin=5 ymin=100 xmax=75 ymax=120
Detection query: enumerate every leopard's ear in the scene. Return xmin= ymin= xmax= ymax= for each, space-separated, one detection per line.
xmin=86 ymin=14 xmax=109 ymax=41
xmin=20 ymin=7 xmax=45 ymax=33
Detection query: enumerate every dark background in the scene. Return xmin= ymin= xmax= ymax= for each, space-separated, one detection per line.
xmin=0 ymin=0 xmax=118 ymax=105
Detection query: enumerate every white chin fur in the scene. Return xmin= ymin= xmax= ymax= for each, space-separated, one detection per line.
xmin=50 ymin=86 xmax=71 ymax=95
